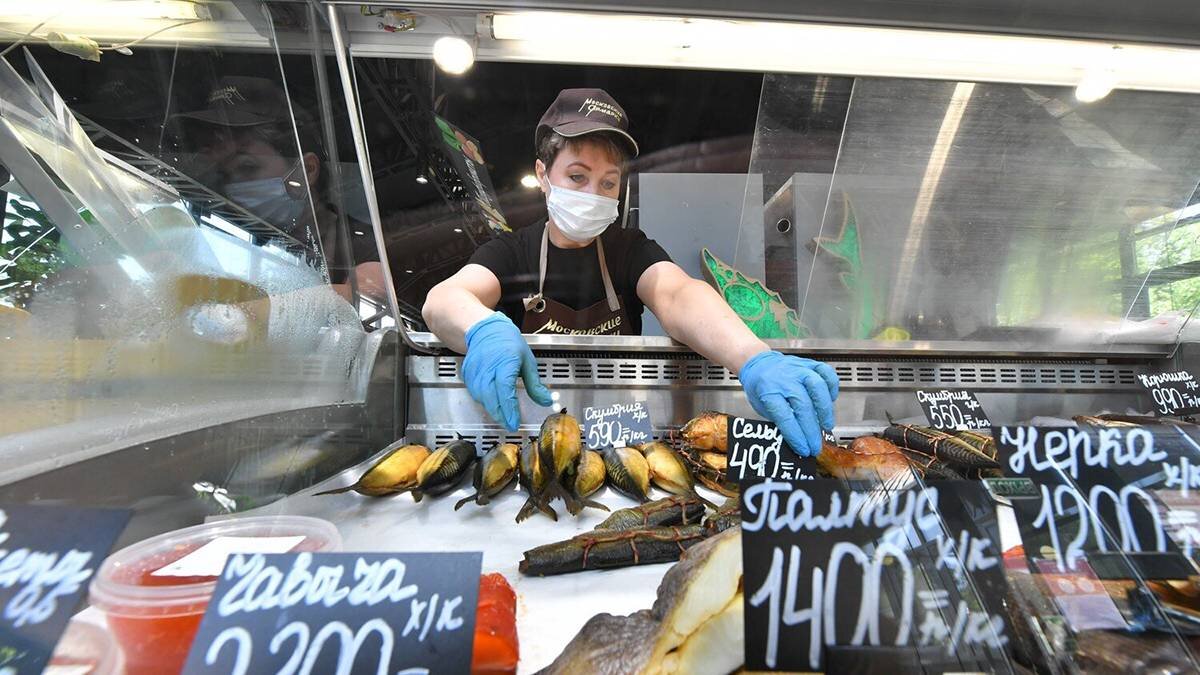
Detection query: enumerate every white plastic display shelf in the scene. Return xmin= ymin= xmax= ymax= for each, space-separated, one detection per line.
xmin=236 ymin=447 xmax=716 ymax=674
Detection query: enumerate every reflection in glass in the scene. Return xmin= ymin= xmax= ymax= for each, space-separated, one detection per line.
xmin=0 ymin=29 xmax=384 ymax=472
xmin=749 ymin=75 xmax=1200 ymax=346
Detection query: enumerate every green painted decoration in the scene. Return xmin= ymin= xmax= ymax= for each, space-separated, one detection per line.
xmin=811 ymin=193 xmax=877 ymax=339
xmin=701 ymin=248 xmax=810 ymax=339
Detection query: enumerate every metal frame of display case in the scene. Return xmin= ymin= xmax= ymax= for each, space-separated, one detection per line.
xmin=403 ymin=333 xmax=1180 ymax=452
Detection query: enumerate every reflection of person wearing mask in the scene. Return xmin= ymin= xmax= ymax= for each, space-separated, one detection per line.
xmin=174 ymin=76 xmax=385 ymax=303
xmin=423 ymin=89 xmax=840 ymax=457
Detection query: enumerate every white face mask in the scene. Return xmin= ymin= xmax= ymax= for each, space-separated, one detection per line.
xmin=224 ymin=176 xmax=307 ymax=227
xmin=545 ymin=183 xmax=619 ymax=242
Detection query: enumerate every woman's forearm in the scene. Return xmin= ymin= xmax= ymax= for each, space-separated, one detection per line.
xmin=422 ymin=284 xmax=495 ymax=353
xmin=657 ymin=278 xmax=768 ymax=374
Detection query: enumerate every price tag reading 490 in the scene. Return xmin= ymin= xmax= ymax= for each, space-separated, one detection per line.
xmin=916 ymin=389 xmax=991 ymax=430
xmin=584 ymin=402 xmax=653 ymax=449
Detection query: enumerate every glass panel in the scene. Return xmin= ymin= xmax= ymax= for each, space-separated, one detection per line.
xmin=746 ymin=74 xmax=1200 ymax=348
xmin=0 ymin=3 xmax=390 ymax=497
xmin=995 ymin=423 xmax=1200 ymax=671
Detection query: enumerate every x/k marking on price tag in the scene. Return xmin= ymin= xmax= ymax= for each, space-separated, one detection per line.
xmin=915 ymin=390 xmax=991 ymax=430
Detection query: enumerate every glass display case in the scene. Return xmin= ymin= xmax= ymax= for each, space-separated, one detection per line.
xmin=3 ymin=2 xmax=1200 ymax=674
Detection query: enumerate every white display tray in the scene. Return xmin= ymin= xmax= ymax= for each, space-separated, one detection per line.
xmin=236 ymin=448 xmax=718 ymax=674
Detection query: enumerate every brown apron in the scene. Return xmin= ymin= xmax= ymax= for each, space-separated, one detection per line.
xmin=521 ymin=226 xmax=632 ymax=335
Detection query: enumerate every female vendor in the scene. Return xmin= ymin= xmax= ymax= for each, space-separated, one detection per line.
xmin=422 ymin=88 xmax=838 ymax=457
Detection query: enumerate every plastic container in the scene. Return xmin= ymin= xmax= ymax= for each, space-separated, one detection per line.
xmin=47 ymin=618 xmax=123 ymax=675
xmin=89 ymin=516 xmax=341 ymax=675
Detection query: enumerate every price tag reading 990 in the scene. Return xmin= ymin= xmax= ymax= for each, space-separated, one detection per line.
xmin=916 ymin=390 xmax=991 ymax=430
xmin=1138 ymin=371 xmax=1200 ymax=416
xmin=584 ymin=402 xmax=653 ymax=449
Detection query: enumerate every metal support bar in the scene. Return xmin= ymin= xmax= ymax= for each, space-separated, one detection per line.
xmin=327 ymin=5 xmax=401 ymax=323
xmin=0 ymin=119 xmax=99 ymax=254
xmin=306 ymin=1 xmax=360 ymax=302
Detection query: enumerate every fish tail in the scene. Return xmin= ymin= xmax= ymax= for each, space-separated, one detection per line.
xmin=559 ymin=482 xmax=584 ymax=516
xmin=313 ymin=485 xmax=355 ymax=496
xmin=580 ymin=498 xmax=610 ymax=513
xmin=515 ymin=496 xmax=537 ymax=523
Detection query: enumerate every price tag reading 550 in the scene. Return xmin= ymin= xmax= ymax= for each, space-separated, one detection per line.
xmin=584 ymin=402 xmax=653 ymax=449
xmin=916 ymin=389 xmax=991 ymax=430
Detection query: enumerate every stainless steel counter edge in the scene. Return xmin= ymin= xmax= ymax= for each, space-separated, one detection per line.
xmin=406 ymin=331 xmax=1174 ymax=359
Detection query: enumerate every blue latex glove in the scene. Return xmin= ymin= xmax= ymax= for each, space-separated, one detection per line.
xmin=738 ymin=350 xmax=840 ymax=458
xmin=463 ymin=312 xmax=554 ymax=431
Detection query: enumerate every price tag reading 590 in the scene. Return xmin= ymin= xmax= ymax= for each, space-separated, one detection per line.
xmin=584 ymin=402 xmax=653 ymax=449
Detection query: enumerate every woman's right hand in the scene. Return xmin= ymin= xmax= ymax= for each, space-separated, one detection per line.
xmin=462 ymin=312 xmax=555 ymax=431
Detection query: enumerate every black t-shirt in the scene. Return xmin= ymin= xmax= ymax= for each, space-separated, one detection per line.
xmin=311 ymin=205 xmax=379 ymax=286
xmin=468 ymin=222 xmax=672 ymax=335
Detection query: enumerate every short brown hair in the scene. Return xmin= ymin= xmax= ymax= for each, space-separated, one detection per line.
xmin=536 ymin=131 xmax=629 ymax=172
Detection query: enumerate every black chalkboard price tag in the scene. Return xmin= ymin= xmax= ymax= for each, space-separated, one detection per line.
xmin=0 ymin=505 xmax=130 ymax=674
xmin=727 ymin=416 xmax=819 ymax=483
xmin=992 ymin=426 xmax=1196 ymax=568
xmin=740 ymin=480 xmax=1009 ymax=672
xmin=584 ymin=402 xmax=653 ymax=449
xmin=915 ymin=389 xmax=991 ymax=430
xmin=1138 ymin=370 xmax=1200 ymax=416
xmin=183 ymin=552 xmax=482 ymax=675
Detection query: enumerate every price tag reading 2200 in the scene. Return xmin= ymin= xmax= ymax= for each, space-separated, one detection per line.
xmin=916 ymin=389 xmax=991 ymax=430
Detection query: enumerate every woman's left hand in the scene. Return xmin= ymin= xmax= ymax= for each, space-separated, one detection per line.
xmin=738 ymin=350 xmax=840 ymax=457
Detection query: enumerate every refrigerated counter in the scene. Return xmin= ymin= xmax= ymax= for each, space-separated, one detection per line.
xmin=3 ymin=1 xmax=1200 ymax=674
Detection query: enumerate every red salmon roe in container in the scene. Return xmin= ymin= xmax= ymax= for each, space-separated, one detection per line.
xmin=49 ymin=618 xmax=123 ymax=675
xmin=88 ymin=516 xmax=341 ymax=675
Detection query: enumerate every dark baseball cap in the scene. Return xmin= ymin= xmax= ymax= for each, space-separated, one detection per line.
xmin=536 ymin=88 xmax=639 ymax=158
xmin=73 ymin=69 xmax=163 ymax=121
xmin=172 ymin=76 xmax=297 ymax=127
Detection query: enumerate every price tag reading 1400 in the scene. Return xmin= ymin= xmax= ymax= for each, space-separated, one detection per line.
xmin=584 ymin=402 xmax=653 ymax=449
xmin=916 ymin=390 xmax=991 ymax=430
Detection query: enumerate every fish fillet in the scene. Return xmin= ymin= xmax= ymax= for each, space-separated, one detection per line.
xmin=656 ymin=592 xmax=743 ymax=675
xmin=535 ymin=528 xmax=744 ymax=675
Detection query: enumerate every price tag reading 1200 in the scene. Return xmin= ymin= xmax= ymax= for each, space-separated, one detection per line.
xmin=584 ymin=402 xmax=653 ymax=449
xmin=1138 ymin=371 xmax=1200 ymax=416
xmin=916 ymin=389 xmax=991 ymax=430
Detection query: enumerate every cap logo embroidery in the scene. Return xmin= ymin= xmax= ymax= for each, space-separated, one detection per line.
xmin=208 ymin=86 xmax=247 ymax=105
xmin=577 ymin=97 xmax=621 ymax=122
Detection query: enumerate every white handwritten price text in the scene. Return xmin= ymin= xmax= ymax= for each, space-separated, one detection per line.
xmin=202 ymin=553 xmax=465 ymax=675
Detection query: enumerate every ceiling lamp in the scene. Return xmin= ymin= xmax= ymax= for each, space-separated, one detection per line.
xmin=433 ymin=35 xmax=475 ymax=75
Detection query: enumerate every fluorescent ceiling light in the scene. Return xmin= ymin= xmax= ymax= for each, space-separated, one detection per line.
xmin=0 ymin=0 xmax=209 ymax=21
xmin=489 ymin=11 xmax=1200 ymax=94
